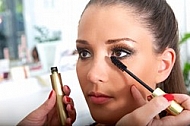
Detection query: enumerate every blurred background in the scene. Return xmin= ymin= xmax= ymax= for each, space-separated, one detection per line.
xmin=0 ymin=0 xmax=89 ymax=77
xmin=0 ymin=0 xmax=189 ymax=81
xmin=0 ymin=0 xmax=189 ymax=125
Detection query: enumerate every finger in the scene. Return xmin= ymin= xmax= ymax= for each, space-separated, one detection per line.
xmin=151 ymin=109 xmax=190 ymax=126
xmin=66 ymin=104 xmax=76 ymax=124
xmin=64 ymin=96 xmax=74 ymax=106
xmin=34 ymin=90 xmax=56 ymax=117
xmin=63 ymin=85 xmax=71 ymax=96
xmin=18 ymin=90 xmax=57 ymax=125
xmin=158 ymin=94 xmax=190 ymax=126
xmin=130 ymin=85 xmax=147 ymax=106
xmin=131 ymin=96 xmax=171 ymax=125
xmin=65 ymin=118 xmax=72 ymax=126
xmin=47 ymin=107 xmax=60 ymax=125
xmin=171 ymin=94 xmax=190 ymax=110
xmin=64 ymin=95 xmax=76 ymax=125
xmin=147 ymin=95 xmax=153 ymax=101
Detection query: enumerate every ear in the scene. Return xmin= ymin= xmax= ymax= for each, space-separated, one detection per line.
xmin=156 ymin=48 xmax=176 ymax=83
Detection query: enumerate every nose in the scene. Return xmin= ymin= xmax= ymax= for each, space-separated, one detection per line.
xmin=86 ymin=57 xmax=109 ymax=84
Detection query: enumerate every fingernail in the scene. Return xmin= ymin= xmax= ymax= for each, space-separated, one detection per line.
xmin=147 ymin=95 xmax=153 ymax=101
xmin=65 ymin=85 xmax=70 ymax=91
xmin=48 ymin=90 xmax=53 ymax=99
xmin=70 ymin=105 xmax=74 ymax=110
xmin=66 ymin=96 xmax=71 ymax=102
xmin=163 ymin=94 xmax=174 ymax=101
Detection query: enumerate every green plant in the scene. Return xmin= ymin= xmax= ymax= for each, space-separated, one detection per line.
xmin=179 ymin=33 xmax=190 ymax=45
xmin=180 ymin=32 xmax=190 ymax=90
xmin=183 ymin=62 xmax=190 ymax=87
xmin=34 ymin=26 xmax=61 ymax=43
xmin=0 ymin=0 xmax=6 ymax=12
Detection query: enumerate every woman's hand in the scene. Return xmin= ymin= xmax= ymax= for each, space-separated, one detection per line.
xmin=116 ymin=86 xmax=190 ymax=126
xmin=17 ymin=85 xmax=76 ymax=126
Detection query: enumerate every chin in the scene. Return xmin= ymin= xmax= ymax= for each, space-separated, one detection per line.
xmin=89 ymin=108 xmax=122 ymax=125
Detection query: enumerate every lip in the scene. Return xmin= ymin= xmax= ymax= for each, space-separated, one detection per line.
xmin=88 ymin=91 xmax=113 ymax=104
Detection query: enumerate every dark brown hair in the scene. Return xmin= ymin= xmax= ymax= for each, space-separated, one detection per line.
xmin=81 ymin=0 xmax=187 ymax=94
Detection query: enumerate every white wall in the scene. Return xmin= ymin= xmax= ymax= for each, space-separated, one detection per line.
xmin=60 ymin=0 xmax=89 ymax=50
xmin=167 ymin=0 xmax=186 ymax=33
xmin=23 ymin=0 xmax=90 ymax=51
xmin=185 ymin=0 xmax=190 ymax=60
xmin=167 ymin=0 xmax=189 ymax=64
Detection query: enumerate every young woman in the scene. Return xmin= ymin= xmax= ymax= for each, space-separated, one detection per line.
xmin=18 ymin=0 xmax=190 ymax=125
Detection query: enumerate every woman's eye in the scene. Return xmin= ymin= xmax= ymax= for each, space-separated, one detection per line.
xmin=78 ymin=49 xmax=91 ymax=59
xmin=111 ymin=48 xmax=132 ymax=58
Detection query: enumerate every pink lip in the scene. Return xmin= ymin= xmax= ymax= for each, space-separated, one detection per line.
xmin=88 ymin=92 xmax=113 ymax=104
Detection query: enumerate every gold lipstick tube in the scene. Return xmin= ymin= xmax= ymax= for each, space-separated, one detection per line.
xmin=50 ymin=67 xmax=67 ymax=126
xmin=152 ymin=88 xmax=183 ymax=116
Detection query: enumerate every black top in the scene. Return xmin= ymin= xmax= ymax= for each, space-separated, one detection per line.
xmin=89 ymin=122 xmax=97 ymax=126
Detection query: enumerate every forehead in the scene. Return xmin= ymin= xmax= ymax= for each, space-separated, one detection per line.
xmin=78 ymin=5 xmax=152 ymax=42
xmin=80 ymin=5 xmax=138 ymax=25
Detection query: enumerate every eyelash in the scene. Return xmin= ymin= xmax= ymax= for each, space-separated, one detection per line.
xmin=77 ymin=47 xmax=92 ymax=60
xmin=76 ymin=45 xmax=135 ymax=60
xmin=110 ymin=45 xmax=135 ymax=60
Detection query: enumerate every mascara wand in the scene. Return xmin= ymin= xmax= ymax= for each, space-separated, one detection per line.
xmin=110 ymin=56 xmax=183 ymax=116
xmin=111 ymin=56 xmax=154 ymax=93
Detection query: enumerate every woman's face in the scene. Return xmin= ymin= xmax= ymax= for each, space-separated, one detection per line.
xmin=76 ymin=5 xmax=160 ymax=124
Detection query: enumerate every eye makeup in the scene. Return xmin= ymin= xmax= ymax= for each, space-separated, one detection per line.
xmin=76 ymin=46 xmax=92 ymax=60
xmin=76 ymin=37 xmax=137 ymax=60
xmin=109 ymin=44 xmax=136 ymax=59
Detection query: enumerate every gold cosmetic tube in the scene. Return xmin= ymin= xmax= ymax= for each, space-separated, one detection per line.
xmin=152 ymin=88 xmax=183 ymax=116
xmin=50 ymin=67 xmax=67 ymax=126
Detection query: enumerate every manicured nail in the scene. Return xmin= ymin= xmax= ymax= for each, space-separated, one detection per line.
xmin=70 ymin=105 xmax=74 ymax=110
xmin=66 ymin=96 xmax=71 ymax=102
xmin=48 ymin=90 xmax=53 ymax=99
xmin=163 ymin=94 xmax=174 ymax=101
xmin=66 ymin=85 xmax=69 ymax=89
xmin=65 ymin=85 xmax=70 ymax=91
xmin=147 ymin=95 xmax=153 ymax=101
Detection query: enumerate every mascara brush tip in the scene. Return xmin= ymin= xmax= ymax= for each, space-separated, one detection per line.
xmin=110 ymin=56 xmax=127 ymax=71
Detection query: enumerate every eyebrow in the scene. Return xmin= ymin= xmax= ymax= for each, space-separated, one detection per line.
xmin=76 ymin=39 xmax=88 ymax=45
xmin=76 ymin=37 xmax=136 ymax=45
xmin=106 ymin=38 xmax=136 ymax=44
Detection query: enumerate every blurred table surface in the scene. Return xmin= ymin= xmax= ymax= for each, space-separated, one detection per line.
xmin=0 ymin=70 xmax=94 ymax=126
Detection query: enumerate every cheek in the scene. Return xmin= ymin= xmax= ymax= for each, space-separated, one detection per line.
xmin=111 ymin=74 xmax=136 ymax=99
xmin=114 ymin=80 xmax=132 ymax=104
xmin=137 ymin=63 xmax=158 ymax=89
xmin=129 ymin=62 xmax=158 ymax=97
xmin=111 ymin=75 xmax=145 ymax=114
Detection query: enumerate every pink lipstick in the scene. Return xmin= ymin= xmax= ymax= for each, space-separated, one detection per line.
xmin=88 ymin=92 xmax=113 ymax=104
